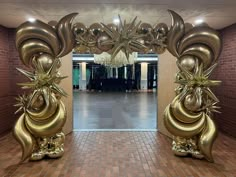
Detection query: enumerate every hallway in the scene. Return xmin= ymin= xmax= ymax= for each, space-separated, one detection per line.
xmin=73 ymin=92 xmax=157 ymax=130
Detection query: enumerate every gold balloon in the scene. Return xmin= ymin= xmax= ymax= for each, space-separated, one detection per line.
xmin=13 ymin=114 xmax=34 ymax=162
xmin=89 ymin=23 xmax=103 ymax=37
xmin=106 ymin=23 xmax=118 ymax=31
xmin=14 ymin=13 xmax=77 ymax=162
xmin=167 ymin=10 xmax=185 ymax=57
xmin=184 ymin=23 xmax=193 ymax=33
xmin=16 ymin=20 xmax=60 ymax=56
xmin=153 ymin=23 xmax=168 ymax=35
xmin=179 ymin=55 xmax=196 ymax=71
xmin=164 ymin=10 xmax=222 ymax=162
xmin=48 ymin=20 xmax=58 ymax=28
xmin=57 ymin=13 xmax=78 ymax=57
xmin=36 ymin=54 xmax=54 ymax=72
xmin=73 ymin=22 xmax=87 ymax=36
xmin=19 ymin=39 xmax=54 ymax=66
xmin=97 ymin=34 xmax=113 ymax=51
xmin=139 ymin=23 xmax=152 ymax=34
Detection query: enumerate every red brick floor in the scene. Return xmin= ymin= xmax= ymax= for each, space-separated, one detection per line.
xmin=1 ymin=131 xmax=236 ymax=177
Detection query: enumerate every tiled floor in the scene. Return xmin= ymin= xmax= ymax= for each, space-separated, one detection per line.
xmin=73 ymin=92 xmax=157 ymax=129
xmin=1 ymin=131 xmax=236 ymax=177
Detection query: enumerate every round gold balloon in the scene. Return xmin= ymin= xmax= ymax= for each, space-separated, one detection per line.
xmin=97 ymin=34 xmax=113 ymax=51
xmin=139 ymin=23 xmax=152 ymax=34
xmin=89 ymin=23 xmax=103 ymax=37
xmin=73 ymin=22 xmax=87 ymax=36
xmin=153 ymin=23 xmax=168 ymax=35
xmin=36 ymin=54 xmax=54 ymax=72
xmin=179 ymin=55 xmax=196 ymax=71
xmin=106 ymin=23 xmax=118 ymax=31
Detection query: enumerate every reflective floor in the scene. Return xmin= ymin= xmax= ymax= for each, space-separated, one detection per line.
xmin=73 ymin=91 xmax=157 ymax=129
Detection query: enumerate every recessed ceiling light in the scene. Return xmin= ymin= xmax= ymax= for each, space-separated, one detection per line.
xmin=28 ymin=17 xmax=36 ymax=22
xmin=113 ymin=18 xmax=120 ymax=24
xmin=195 ymin=19 xmax=204 ymax=24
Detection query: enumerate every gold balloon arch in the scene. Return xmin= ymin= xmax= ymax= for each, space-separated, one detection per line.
xmin=13 ymin=10 xmax=222 ymax=163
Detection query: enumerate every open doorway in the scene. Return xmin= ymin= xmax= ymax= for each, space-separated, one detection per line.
xmin=72 ymin=53 xmax=158 ymax=130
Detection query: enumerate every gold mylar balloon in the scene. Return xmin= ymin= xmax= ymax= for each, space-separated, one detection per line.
xmin=74 ymin=45 xmax=88 ymax=53
xmin=48 ymin=20 xmax=58 ymax=28
xmin=89 ymin=23 xmax=103 ymax=37
xmin=97 ymin=34 xmax=113 ymax=52
xmin=106 ymin=23 xmax=118 ymax=31
xmin=153 ymin=23 xmax=168 ymax=36
xmin=139 ymin=23 xmax=152 ymax=34
xmin=179 ymin=55 xmax=196 ymax=71
xmin=73 ymin=22 xmax=87 ymax=36
xmin=36 ymin=54 xmax=54 ymax=72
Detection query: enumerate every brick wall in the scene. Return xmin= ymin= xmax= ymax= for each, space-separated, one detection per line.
xmin=212 ymin=24 xmax=236 ymax=138
xmin=0 ymin=26 xmax=26 ymax=136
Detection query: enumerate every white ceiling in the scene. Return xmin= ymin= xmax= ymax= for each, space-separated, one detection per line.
xmin=1 ymin=0 xmax=236 ymax=29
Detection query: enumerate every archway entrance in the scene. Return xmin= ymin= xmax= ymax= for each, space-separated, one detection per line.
xmin=14 ymin=10 xmax=221 ymax=162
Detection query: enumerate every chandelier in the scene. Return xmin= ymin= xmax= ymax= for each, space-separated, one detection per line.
xmin=94 ymin=51 xmax=137 ymax=68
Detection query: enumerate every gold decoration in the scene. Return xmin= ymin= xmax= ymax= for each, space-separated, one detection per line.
xmin=14 ymin=10 xmax=222 ymax=163
xmin=14 ymin=13 xmax=77 ymax=162
xmin=164 ymin=10 xmax=222 ymax=162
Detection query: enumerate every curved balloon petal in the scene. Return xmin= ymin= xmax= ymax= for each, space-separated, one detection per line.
xmin=164 ymin=105 xmax=206 ymax=137
xmin=167 ymin=10 xmax=185 ymax=57
xmin=57 ymin=13 xmax=78 ymax=57
xmin=19 ymin=39 xmax=54 ymax=66
xmin=16 ymin=20 xmax=60 ymax=56
xmin=198 ymin=115 xmax=218 ymax=162
xmin=178 ymin=26 xmax=222 ymax=63
xmin=25 ymin=101 xmax=66 ymax=137
xmin=13 ymin=114 xmax=34 ymax=162
xmin=181 ymin=44 xmax=213 ymax=69
xmin=171 ymin=96 xmax=204 ymax=123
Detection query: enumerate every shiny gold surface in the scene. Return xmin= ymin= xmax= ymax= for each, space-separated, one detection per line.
xmin=14 ymin=13 xmax=77 ymax=162
xmin=164 ymin=10 xmax=222 ymax=162
xmin=14 ymin=10 xmax=221 ymax=163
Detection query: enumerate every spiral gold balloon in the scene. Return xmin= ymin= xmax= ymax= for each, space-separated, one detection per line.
xmin=25 ymin=100 xmax=66 ymax=137
xmin=19 ymin=39 xmax=53 ymax=66
xmin=16 ymin=20 xmax=60 ymax=57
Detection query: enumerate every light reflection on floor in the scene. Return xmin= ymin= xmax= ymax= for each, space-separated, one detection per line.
xmin=73 ymin=91 xmax=157 ymax=129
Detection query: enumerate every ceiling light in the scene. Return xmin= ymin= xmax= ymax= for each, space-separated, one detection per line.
xmin=113 ymin=18 xmax=120 ymax=24
xmin=28 ymin=17 xmax=36 ymax=22
xmin=195 ymin=19 xmax=204 ymax=24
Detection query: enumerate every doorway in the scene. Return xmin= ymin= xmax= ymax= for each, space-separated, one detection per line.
xmin=72 ymin=53 xmax=158 ymax=130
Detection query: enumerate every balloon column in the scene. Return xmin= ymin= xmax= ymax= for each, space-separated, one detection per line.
xmin=14 ymin=10 xmax=222 ymax=162
xmin=14 ymin=13 xmax=77 ymax=162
